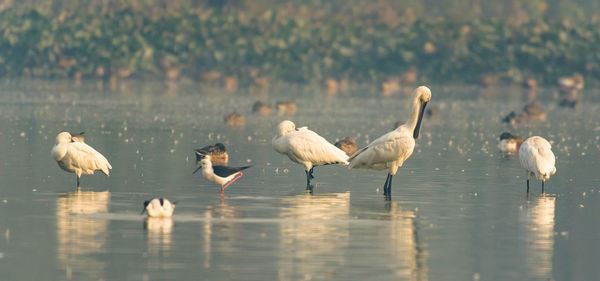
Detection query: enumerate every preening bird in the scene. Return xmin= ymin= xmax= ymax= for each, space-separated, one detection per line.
xmin=142 ymin=198 xmax=176 ymax=217
xmin=193 ymin=158 xmax=251 ymax=194
xmin=195 ymin=143 xmax=228 ymax=165
xmin=51 ymin=131 xmax=112 ymax=188
xmin=349 ymin=86 xmax=432 ymax=197
xmin=272 ymin=120 xmax=349 ymax=190
xmin=498 ymin=132 xmax=524 ymax=154
xmin=519 ymin=136 xmax=556 ymax=193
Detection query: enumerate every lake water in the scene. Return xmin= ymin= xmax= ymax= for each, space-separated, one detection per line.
xmin=0 ymin=80 xmax=599 ymax=280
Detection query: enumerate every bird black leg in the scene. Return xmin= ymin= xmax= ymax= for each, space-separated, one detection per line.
xmin=526 ymin=179 xmax=530 ymax=193
xmin=305 ymin=170 xmax=313 ymax=193
xmin=308 ymin=167 xmax=315 ymax=179
xmin=77 ymin=176 xmax=81 ymax=188
xmin=383 ymin=173 xmax=392 ymax=196
xmin=387 ymin=174 xmax=393 ymax=197
xmin=541 ymin=181 xmax=545 ymax=193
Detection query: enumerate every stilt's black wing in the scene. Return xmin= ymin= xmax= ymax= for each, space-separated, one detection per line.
xmin=212 ymin=165 xmax=251 ymax=177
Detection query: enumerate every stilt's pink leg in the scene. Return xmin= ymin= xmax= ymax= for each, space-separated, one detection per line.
xmin=221 ymin=172 xmax=244 ymax=191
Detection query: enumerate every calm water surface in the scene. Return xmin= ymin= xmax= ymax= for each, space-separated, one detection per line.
xmin=0 ymin=80 xmax=599 ymax=280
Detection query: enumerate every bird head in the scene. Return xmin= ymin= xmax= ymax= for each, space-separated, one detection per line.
xmin=56 ymin=132 xmax=73 ymax=144
xmin=277 ymin=120 xmax=297 ymax=136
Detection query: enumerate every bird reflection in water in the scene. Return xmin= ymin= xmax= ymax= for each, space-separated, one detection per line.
xmin=144 ymin=217 xmax=173 ymax=252
xmin=385 ymin=201 xmax=428 ymax=281
xmin=519 ymin=194 xmax=556 ymax=279
xmin=278 ymin=192 xmax=350 ymax=280
xmin=202 ymin=200 xmax=241 ymax=269
xmin=56 ymin=190 xmax=110 ymax=280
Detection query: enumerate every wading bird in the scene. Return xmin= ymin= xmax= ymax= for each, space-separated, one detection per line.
xmin=252 ymin=101 xmax=273 ymax=116
xmin=194 ymin=158 xmax=251 ymax=194
xmin=334 ymin=137 xmax=357 ymax=156
xmin=349 ymin=86 xmax=431 ymax=197
xmin=224 ymin=112 xmax=245 ymax=127
xmin=272 ymin=120 xmax=349 ymax=190
xmin=519 ymin=136 xmax=556 ymax=193
xmin=195 ymin=143 xmax=228 ymax=165
xmin=142 ymin=198 xmax=176 ymax=217
xmin=498 ymin=132 xmax=524 ymax=154
xmin=51 ymin=132 xmax=112 ymax=188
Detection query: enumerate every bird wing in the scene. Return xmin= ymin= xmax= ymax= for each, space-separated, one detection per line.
xmin=349 ymin=129 xmax=414 ymax=169
xmin=519 ymin=137 xmax=556 ymax=178
xmin=519 ymin=142 xmax=537 ymax=174
xmin=212 ymin=165 xmax=251 ymax=177
xmin=286 ymin=129 xmax=349 ymax=165
xmin=66 ymin=141 xmax=112 ymax=175
xmin=534 ymin=140 xmax=556 ymax=176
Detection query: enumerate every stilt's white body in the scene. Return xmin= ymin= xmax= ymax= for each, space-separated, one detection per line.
xmin=349 ymin=86 xmax=431 ymax=176
xmin=519 ymin=136 xmax=556 ymax=182
xmin=51 ymin=132 xmax=112 ymax=183
xmin=144 ymin=198 xmax=175 ymax=217
xmin=201 ymin=159 xmax=241 ymax=186
xmin=272 ymin=120 xmax=349 ymax=172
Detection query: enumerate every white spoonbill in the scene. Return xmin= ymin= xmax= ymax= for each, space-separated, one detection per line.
xmin=193 ymin=158 xmax=251 ymax=194
xmin=349 ymin=86 xmax=432 ymax=197
xmin=518 ymin=136 xmax=556 ymax=193
xmin=142 ymin=198 xmax=176 ymax=217
xmin=272 ymin=120 xmax=349 ymax=190
xmin=51 ymin=131 xmax=112 ymax=188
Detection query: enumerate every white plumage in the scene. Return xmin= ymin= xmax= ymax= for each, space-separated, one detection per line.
xmin=143 ymin=198 xmax=175 ymax=217
xmin=519 ymin=136 xmax=556 ymax=193
xmin=195 ymin=158 xmax=251 ymax=193
xmin=51 ymin=131 xmax=112 ymax=188
xmin=272 ymin=120 xmax=349 ymax=189
xmin=349 ymin=86 xmax=432 ymax=197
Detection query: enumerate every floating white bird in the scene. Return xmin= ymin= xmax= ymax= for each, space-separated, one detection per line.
xmin=518 ymin=136 xmax=556 ymax=193
xmin=349 ymin=86 xmax=432 ymax=197
xmin=498 ymin=132 xmax=524 ymax=154
xmin=194 ymin=158 xmax=251 ymax=194
xmin=272 ymin=120 xmax=349 ymax=190
xmin=51 ymin=131 xmax=112 ymax=188
xmin=142 ymin=198 xmax=176 ymax=217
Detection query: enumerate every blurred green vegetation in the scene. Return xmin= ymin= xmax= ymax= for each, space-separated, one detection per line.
xmin=1 ymin=0 xmax=600 ymax=86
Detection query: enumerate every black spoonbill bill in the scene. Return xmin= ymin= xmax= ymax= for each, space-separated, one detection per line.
xmin=51 ymin=131 xmax=112 ymax=188
xmin=349 ymin=86 xmax=432 ymax=197
xmin=519 ymin=136 xmax=556 ymax=193
xmin=272 ymin=120 xmax=349 ymax=190
xmin=142 ymin=198 xmax=176 ymax=217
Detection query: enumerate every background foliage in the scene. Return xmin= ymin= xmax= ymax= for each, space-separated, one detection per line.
xmin=1 ymin=0 xmax=599 ymax=85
